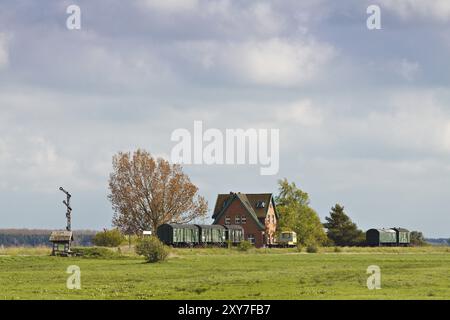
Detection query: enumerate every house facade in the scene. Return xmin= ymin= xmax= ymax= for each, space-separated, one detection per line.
xmin=212 ymin=192 xmax=278 ymax=248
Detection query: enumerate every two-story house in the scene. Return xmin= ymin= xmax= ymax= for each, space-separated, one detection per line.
xmin=212 ymin=192 xmax=278 ymax=248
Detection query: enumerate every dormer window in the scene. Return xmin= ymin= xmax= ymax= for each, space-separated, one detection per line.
xmin=256 ymin=201 xmax=266 ymax=208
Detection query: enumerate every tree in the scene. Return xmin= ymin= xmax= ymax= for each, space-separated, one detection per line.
xmin=108 ymin=149 xmax=208 ymax=235
xmin=323 ymin=204 xmax=364 ymax=246
xmin=275 ymin=179 xmax=327 ymax=246
xmin=410 ymin=231 xmax=427 ymax=246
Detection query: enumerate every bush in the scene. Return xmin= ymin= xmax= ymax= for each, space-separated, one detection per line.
xmin=71 ymin=247 xmax=122 ymax=259
xmin=334 ymin=246 xmax=342 ymax=253
xmin=92 ymin=229 xmax=125 ymax=247
xmin=237 ymin=240 xmax=253 ymax=252
xmin=410 ymin=231 xmax=428 ymax=247
xmin=306 ymin=244 xmax=319 ymax=253
xmin=135 ymin=236 xmax=169 ymax=263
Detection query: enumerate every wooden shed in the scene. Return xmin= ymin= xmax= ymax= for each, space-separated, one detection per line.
xmin=49 ymin=230 xmax=74 ymax=256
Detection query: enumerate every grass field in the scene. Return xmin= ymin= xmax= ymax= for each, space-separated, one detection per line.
xmin=1 ymin=246 xmax=449 ymax=300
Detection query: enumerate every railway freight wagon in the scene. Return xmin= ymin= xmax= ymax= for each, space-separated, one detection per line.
xmin=157 ymin=224 xmax=244 ymax=247
xmin=156 ymin=224 xmax=200 ymax=247
xmin=223 ymin=224 xmax=245 ymax=244
xmin=366 ymin=228 xmax=397 ymax=246
xmin=366 ymin=228 xmax=411 ymax=246
xmin=392 ymin=228 xmax=410 ymax=246
xmin=196 ymin=224 xmax=226 ymax=245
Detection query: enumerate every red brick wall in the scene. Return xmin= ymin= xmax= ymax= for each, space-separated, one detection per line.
xmin=215 ymin=198 xmax=265 ymax=248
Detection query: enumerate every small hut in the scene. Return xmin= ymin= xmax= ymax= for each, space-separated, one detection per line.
xmin=49 ymin=230 xmax=74 ymax=256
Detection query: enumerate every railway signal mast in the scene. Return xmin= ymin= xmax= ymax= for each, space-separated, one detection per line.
xmin=49 ymin=187 xmax=74 ymax=256
xmin=59 ymin=187 xmax=72 ymax=231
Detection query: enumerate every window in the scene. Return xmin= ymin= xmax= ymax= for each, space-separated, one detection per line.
xmin=256 ymin=201 xmax=266 ymax=208
xmin=235 ymin=216 xmax=241 ymax=224
xmin=241 ymin=216 xmax=247 ymax=224
xmin=247 ymin=234 xmax=255 ymax=244
xmin=225 ymin=216 xmax=231 ymax=225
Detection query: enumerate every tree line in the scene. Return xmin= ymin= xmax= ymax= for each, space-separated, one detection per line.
xmin=0 ymin=229 xmax=96 ymax=247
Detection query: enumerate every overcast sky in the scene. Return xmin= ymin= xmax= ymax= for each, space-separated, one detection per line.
xmin=1 ymin=0 xmax=449 ymax=237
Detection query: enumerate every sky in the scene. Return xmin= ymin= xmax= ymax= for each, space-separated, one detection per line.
xmin=0 ymin=0 xmax=449 ymax=237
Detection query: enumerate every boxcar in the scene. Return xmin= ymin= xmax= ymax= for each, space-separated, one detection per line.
xmin=366 ymin=228 xmax=397 ymax=246
xmin=196 ymin=224 xmax=226 ymax=245
xmin=392 ymin=228 xmax=410 ymax=246
xmin=223 ymin=225 xmax=244 ymax=244
xmin=157 ymin=224 xmax=199 ymax=246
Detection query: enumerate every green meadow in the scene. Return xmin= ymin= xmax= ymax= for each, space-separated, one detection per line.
xmin=1 ymin=246 xmax=449 ymax=300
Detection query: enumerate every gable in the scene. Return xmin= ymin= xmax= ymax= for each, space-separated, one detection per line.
xmin=212 ymin=193 xmax=278 ymax=219
xmin=212 ymin=192 xmax=280 ymax=230
xmin=212 ymin=193 xmax=265 ymax=230
xmin=245 ymin=194 xmax=276 ymax=218
xmin=212 ymin=194 xmax=232 ymax=219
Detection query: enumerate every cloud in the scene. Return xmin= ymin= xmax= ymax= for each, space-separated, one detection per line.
xmin=0 ymin=136 xmax=79 ymax=192
xmin=380 ymin=0 xmax=450 ymax=21
xmin=373 ymin=92 xmax=450 ymax=155
xmin=0 ymin=33 xmax=9 ymax=69
xmin=181 ymin=37 xmax=335 ymax=86
xmin=139 ymin=0 xmax=199 ymax=12
xmin=397 ymin=59 xmax=420 ymax=81
xmin=136 ymin=0 xmax=285 ymax=37
xmin=226 ymin=38 xmax=335 ymax=86
xmin=317 ymin=90 xmax=450 ymax=160
xmin=275 ymin=100 xmax=323 ymax=126
xmin=1 ymin=0 xmax=449 ymax=235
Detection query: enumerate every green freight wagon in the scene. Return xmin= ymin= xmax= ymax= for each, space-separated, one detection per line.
xmin=157 ymin=224 xmax=200 ymax=246
xmin=366 ymin=228 xmax=397 ymax=246
xmin=223 ymin=225 xmax=244 ymax=244
xmin=196 ymin=225 xmax=226 ymax=245
xmin=392 ymin=228 xmax=410 ymax=246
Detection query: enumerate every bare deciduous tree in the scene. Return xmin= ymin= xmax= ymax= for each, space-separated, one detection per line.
xmin=108 ymin=150 xmax=208 ymax=235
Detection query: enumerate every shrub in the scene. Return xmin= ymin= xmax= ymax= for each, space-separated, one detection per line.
xmin=334 ymin=246 xmax=342 ymax=253
xmin=71 ymin=247 xmax=122 ymax=259
xmin=306 ymin=244 xmax=319 ymax=253
xmin=92 ymin=229 xmax=125 ymax=247
xmin=135 ymin=236 xmax=169 ymax=263
xmin=237 ymin=240 xmax=253 ymax=252
xmin=410 ymin=231 xmax=428 ymax=246
xmin=296 ymin=245 xmax=303 ymax=253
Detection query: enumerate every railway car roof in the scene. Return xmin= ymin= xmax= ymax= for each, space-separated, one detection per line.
xmin=195 ymin=224 xmax=225 ymax=229
xmin=165 ymin=223 xmax=199 ymax=229
xmin=368 ymin=228 xmax=396 ymax=233
xmin=392 ymin=227 xmax=409 ymax=232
